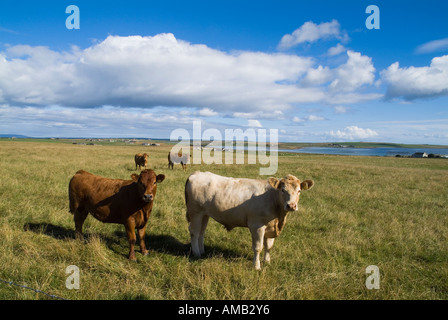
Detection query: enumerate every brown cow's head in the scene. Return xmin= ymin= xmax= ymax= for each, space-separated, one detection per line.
xmin=131 ymin=169 xmax=165 ymax=203
xmin=268 ymin=174 xmax=314 ymax=212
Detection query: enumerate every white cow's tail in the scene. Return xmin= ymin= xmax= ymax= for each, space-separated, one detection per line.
xmin=184 ymin=177 xmax=191 ymax=222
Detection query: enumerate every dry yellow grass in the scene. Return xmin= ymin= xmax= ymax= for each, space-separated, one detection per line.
xmin=0 ymin=139 xmax=447 ymax=300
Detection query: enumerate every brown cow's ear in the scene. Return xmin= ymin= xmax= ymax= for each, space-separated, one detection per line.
xmin=301 ymin=180 xmax=314 ymax=191
xmin=268 ymin=177 xmax=280 ymax=189
xmin=130 ymin=173 xmax=139 ymax=182
xmin=156 ymin=174 xmax=165 ymax=183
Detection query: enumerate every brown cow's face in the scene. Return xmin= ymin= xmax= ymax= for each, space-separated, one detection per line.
xmin=268 ymin=175 xmax=314 ymax=212
xmin=131 ymin=169 xmax=165 ymax=202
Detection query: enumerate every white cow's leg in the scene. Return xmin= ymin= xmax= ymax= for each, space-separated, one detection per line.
xmin=198 ymin=215 xmax=209 ymax=255
xmin=189 ymin=214 xmax=203 ymax=258
xmin=250 ymin=225 xmax=266 ymax=270
xmin=263 ymin=237 xmax=275 ymax=264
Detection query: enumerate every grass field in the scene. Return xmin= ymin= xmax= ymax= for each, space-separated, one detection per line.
xmin=0 ymin=139 xmax=447 ymax=300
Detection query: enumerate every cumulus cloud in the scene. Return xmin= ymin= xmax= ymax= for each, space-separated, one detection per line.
xmin=302 ymin=50 xmax=376 ymax=93
xmin=329 ymin=126 xmax=378 ymax=140
xmin=278 ymin=20 xmax=348 ymax=50
xmin=0 ymin=34 xmax=323 ymax=112
xmin=0 ymin=33 xmax=382 ymax=118
xmin=327 ymin=43 xmax=346 ymax=56
xmin=328 ymin=51 xmax=376 ymax=92
xmin=302 ymin=65 xmax=333 ymax=86
xmin=381 ymin=55 xmax=448 ymax=100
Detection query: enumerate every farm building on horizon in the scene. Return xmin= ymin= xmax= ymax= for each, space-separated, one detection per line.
xmin=412 ymin=152 xmax=428 ymax=158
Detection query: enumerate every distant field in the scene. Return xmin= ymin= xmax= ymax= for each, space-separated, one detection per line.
xmin=0 ymin=139 xmax=447 ymax=300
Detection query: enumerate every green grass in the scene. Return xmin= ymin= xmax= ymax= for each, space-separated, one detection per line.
xmin=0 ymin=140 xmax=447 ymax=300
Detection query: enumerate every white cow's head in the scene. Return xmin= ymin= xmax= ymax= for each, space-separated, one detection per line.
xmin=268 ymin=175 xmax=314 ymax=211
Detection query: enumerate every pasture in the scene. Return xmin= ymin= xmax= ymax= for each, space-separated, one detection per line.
xmin=0 ymin=139 xmax=447 ymax=300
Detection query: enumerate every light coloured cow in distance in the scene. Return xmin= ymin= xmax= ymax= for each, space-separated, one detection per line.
xmin=185 ymin=171 xmax=314 ymax=270
xmin=168 ymin=152 xmax=189 ymax=171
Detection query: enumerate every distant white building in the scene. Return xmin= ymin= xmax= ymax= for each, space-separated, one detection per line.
xmin=412 ymin=152 xmax=428 ymax=158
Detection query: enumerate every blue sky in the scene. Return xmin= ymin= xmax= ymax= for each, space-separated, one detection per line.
xmin=0 ymin=0 xmax=447 ymax=144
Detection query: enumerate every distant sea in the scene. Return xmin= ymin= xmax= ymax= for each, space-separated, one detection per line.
xmin=279 ymin=147 xmax=448 ymax=157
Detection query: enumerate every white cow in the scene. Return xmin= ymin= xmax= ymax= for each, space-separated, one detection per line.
xmin=185 ymin=171 xmax=314 ymax=270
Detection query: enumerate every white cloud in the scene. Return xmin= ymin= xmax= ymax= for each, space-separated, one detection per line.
xmin=415 ymin=38 xmax=448 ymax=54
xmin=0 ymin=34 xmax=321 ymax=112
xmin=0 ymin=33 xmax=382 ymax=119
xmin=232 ymin=110 xmax=283 ymax=119
xmin=307 ymin=115 xmax=325 ymax=121
xmin=329 ymin=51 xmax=376 ymax=92
xmin=325 ymin=92 xmax=383 ymax=105
xmin=0 ymin=104 xmax=199 ymax=137
xmin=329 ymin=126 xmax=378 ymax=140
xmin=327 ymin=43 xmax=346 ymax=56
xmin=278 ymin=20 xmax=348 ymax=50
xmin=334 ymin=105 xmax=349 ymax=114
xmin=302 ymin=65 xmax=333 ymax=86
xmin=303 ymin=50 xmax=376 ymax=94
xmin=198 ymin=108 xmax=218 ymax=117
xmin=381 ymin=55 xmax=448 ymax=100
xmin=292 ymin=115 xmax=325 ymax=123
xmin=292 ymin=116 xmax=305 ymax=123
xmin=247 ymin=119 xmax=262 ymax=128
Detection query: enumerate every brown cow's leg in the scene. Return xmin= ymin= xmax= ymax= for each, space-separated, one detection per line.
xmin=137 ymin=226 xmax=149 ymax=256
xmin=125 ymin=223 xmax=137 ymax=261
xmin=74 ymin=210 xmax=88 ymax=240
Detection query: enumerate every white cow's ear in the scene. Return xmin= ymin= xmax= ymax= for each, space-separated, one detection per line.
xmin=268 ymin=177 xmax=280 ymax=189
xmin=301 ymin=180 xmax=314 ymax=190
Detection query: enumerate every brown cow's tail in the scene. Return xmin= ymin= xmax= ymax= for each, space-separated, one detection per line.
xmin=68 ymin=177 xmax=76 ymax=215
xmin=68 ymin=172 xmax=83 ymax=214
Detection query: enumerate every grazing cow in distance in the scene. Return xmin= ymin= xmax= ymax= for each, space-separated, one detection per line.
xmin=168 ymin=152 xmax=189 ymax=171
xmin=185 ymin=171 xmax=314 ymax=270
xmin=68 ymin=169 xmax=165 ymax=260
xmin=135 ymin=153 xmax=148 ymax=170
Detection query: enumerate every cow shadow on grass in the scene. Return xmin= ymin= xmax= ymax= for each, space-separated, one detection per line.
xmin=24 ymin=223 xmax=243 ymax=261
xmin=113 ymin=230 xmax=243 ymax=260
xmin=24 ymin=222 xmax=123 ymax=255
xmin=24 ymin=222 xmax=77 ymax=240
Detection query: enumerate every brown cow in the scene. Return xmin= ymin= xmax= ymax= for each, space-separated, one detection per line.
xmin=68 ymin=169 xmax=165 ymax=260
xmin=135 ymin=153 xmax=148 ymax=170
xmin=168 ymin=152 xmax=189 ymax=171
